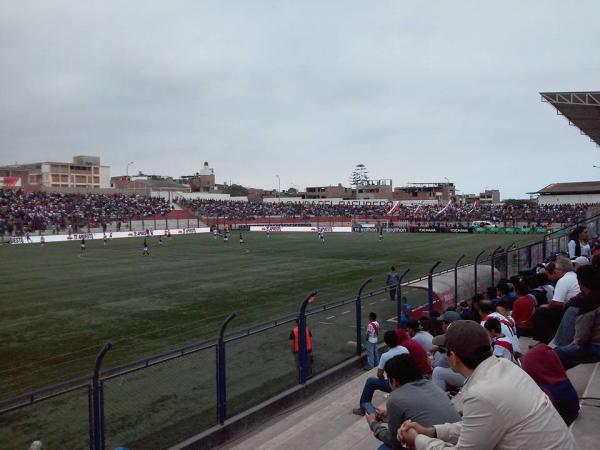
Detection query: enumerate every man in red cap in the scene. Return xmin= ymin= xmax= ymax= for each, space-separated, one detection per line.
xmin=399 ymin=320 xmax=576 ymax=450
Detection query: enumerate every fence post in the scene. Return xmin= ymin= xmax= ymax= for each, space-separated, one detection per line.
xmin=473 ymin=250 xmax=485 ymax=296
xmin=453 ymin=255 xmax=465 ymax=306
xmin=527 ymin=244 xmax=533 ymax=269
xmin=90 ymin=341 xmax=112 ymax=450
xmin=297 ymin=291 xmax=318 ymax=385
xmin=505 ymin=243 xmax=515 ymax=279
xmin=542 ymin=235 xmax=547 ymax=260
xmin=216 ymin=312 xmax=236 ymax=426
xmin=355 ymin=279 xmax=372 ymax=358
xmin=428 ymin=261 xmax=441 ymax=315
xmin=397 ymin=268 xmax=410 ymax=327
xmin=490 ymin=246 xmax=503 ymax=285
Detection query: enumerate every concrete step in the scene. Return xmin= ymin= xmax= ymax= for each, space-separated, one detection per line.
xmin=221 ymin=369 xmax=385 ymax=450
xmin=571 ymin=363 xmax=600 ymax=450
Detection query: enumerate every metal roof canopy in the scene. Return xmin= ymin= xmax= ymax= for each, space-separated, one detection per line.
xmin=541 ymin=92 xmax=600 ymax=147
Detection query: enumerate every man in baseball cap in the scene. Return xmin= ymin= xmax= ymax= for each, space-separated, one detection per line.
xmin=399 ymin=321 xmax=576 ymax=449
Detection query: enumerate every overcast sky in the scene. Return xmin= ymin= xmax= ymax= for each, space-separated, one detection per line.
xmin=1 ymin=1 xmax=599 ymax=198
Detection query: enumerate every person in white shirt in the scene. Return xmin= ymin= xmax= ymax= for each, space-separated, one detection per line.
xmin=568 ymin=225 xmax=591 ymax=259
xmin=366 ymin=312 xmax=380 ymax=369
xmin=407 ymin=320 xmax=433 ymax=352
xmin=533 ymin=257 xmax=581 ymax=344
xmin=353 ymin=330 xmax=408 ymax=416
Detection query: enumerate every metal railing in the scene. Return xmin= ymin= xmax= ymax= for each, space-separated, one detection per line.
xmin=1 ymin=213 xmax=599 ymax=449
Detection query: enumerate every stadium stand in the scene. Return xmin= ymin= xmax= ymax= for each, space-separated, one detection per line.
xmin=181 ymin=198 xmax=590 ymax=225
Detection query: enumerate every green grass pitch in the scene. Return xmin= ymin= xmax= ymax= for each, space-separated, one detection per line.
xmin=1 ymin=231 xmax=538 ymax=399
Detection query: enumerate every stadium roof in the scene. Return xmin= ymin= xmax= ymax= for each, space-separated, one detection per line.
xmin=540 ymin=92 xmax=600 ymax=146
xmin=531 ymin=181 xmax=600 ymax=195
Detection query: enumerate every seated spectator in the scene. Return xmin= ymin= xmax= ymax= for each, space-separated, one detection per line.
xmin=525 ymin=274 xmax=548 ymax=305
xmin=430 ymin=312 xmax=465 ymax=392
xmin=555 ymin=265 xmax=600 ymax=370
xmin=484 ymin=318 xmax=514 ymax=361
xmin=406 ymin=320 xmax=433 ymax=353
xmin=398 ymin=320 xmax=577 ymax=450
xmin=366 ymin=354 xmax=460 ymax=450
xmin=533 ymin=257 xmax=580 ymax=344
xmin=485 ymin=286 xmax=497 ymax=303
xmin=495 ymin=282 xmax=513 ymax=307
xmin=421 ymin=312 xmax=444 ymax=337
xmin=568 ymin=225 xmax=591 ymax=259
xmin=512 ymin=282 xmax=536 ymax=337
xmin=480 ymin=300 xmax=520 ymax=354
xmin=395 ymin=328 xmax=431 ymax=375
xmin=353 ymin=331 xmax=408 ymax=416
xmin=522 ymin=344 xmax=579 ymax=426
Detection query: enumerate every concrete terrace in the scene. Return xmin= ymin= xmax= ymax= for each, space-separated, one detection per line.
xmin=222 ymin=341 xmax=600 ymax=450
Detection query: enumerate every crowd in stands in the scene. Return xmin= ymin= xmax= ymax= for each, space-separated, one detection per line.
xmin=181 ymin=198 xmax=591 ymax=226
xmin=0 ymin=190 xmax=171 ymax=234
xmin=356 ymin=229 xmax=600 ymax=449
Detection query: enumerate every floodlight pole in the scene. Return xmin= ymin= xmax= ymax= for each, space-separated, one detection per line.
xmin=216 ymin=312 xmax=236 ymax=425
xmin=454 ymin=254 xmax=466 ymax=306
xmin=297 ymin=290 xmax=318 ymax=385
xmin=355 ymin=278 xmax=372 ymax=358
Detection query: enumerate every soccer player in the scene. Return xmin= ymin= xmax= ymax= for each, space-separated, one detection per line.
xmin=80 ymin=237 xmax=86 ymax=251
xmin=239 ymin=233 xmax=244 ymax=244
xmin=143 ymin=238 xmax=150 ymax=256
xmin=166 ymin=229 xmax=172 ymax=239
xmin=266 ymin=229 xmax=270 ymax=238
xmin=223 ymin=232 xmax=229 ymax=243
xmin=213 ymin=227 xmax=218 ymax=239
xmin=319 ymin=230 xmax=325 ymax=244
xmin=40 ymin=235 xmax=45 ymax=248
xmin=379 ymin=228 xmax=384 ymax=241
xmin=103 ymin=233 xmax=108 ymax=246
xmin=159 ymin=235 xmax=164 ymax=246
xmin=108 ymin=230 xmax=113 ymax=240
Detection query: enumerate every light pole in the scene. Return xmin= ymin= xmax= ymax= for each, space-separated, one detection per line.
xmin=126 ymin=161 xmax=134 ymax=178
xmin=276 ymin=174 xmax=281 ymax=202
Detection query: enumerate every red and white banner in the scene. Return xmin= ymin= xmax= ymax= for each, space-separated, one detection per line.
xmin=249 ymin=226 xmax=352 ymax=233
xmin=0 ymin=177 xmax=22 ymax=188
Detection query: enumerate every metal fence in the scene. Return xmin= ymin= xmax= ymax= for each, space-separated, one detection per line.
xmin=1 ymin=214 xmax=599 ymax=450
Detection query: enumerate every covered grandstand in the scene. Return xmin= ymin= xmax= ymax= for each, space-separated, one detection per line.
xmin=541 ymin=91 xmax=600 ymax=146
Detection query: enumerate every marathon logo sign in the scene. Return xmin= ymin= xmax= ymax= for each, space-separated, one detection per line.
xmin=383 ymin=227 xmax=409 ymax=233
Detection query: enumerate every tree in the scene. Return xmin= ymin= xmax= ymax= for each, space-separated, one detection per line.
xmin=222 ymin=183 xmax=248 ymax=197
xmin=286 ymin=187 xmax=298 ymax=194
xmin=349 ymin=164 xmax=369 ymax=187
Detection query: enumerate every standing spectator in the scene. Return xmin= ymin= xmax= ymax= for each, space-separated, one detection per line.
xmin=533 ymin=257 xmax=580 ymax=344
xmin=366 ymin=312 xmax=380 ymax=370
xmin=290 ymin=320 xmax=313 ymax=378
xmin=555 ymin=266 xmax=600 ymax=369
xmin=568 ymin=225 xmax=591 ymax=259
xmin=353 ymin=331 xmax=408 ymax=416
xmin=512 ymin=282 xmax=536 ymax=337
xmin=495 ymin=282 xmax=513 ymax=307
xmin=522 ymin=344 xmax=580 ymax=426
xmin=406 ymin=320 xmax=433 ymax=353
xmin=386 ymin=267 xmax=401 ymax=302
xmin=395 ymin=328 xmax=431 ymax=375
xmin=430 ymin=311 xmax=465 ymax=392
xmin=366 ymin=354 xmax=460 ymax=450
xmin=399 ymin=321 xmax=577 ymax=450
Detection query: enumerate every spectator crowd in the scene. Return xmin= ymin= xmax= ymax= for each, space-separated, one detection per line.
xmin=355 ymin=234 xmax=600 ymax=449
xmin=181 ymin=198 xmax=591 ymax=226
xmin=0 ymin=190 xmax=171 ymax=235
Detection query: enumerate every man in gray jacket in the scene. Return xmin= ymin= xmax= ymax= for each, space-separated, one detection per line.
xmin=366 ymin=354 xmax=460 ymax=450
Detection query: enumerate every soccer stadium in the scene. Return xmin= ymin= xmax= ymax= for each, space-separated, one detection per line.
xmin=2 ymin=4 xmax=600 ymax=450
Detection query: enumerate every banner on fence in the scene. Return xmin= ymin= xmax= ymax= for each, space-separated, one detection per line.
xmin=473 ymin=226 xmax=548 ymax=234
xmin=8 ymin=227 xmax=211 ymax=245
xmin=249 ymin=226 xmax=352 ymax=233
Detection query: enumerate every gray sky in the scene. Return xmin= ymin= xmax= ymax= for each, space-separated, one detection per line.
xmin=1 ymin=1 xmax=599 ymax=198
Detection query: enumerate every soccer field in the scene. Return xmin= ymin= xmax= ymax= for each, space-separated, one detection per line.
xmin=1 ymin=231 xmax=538 ymax=399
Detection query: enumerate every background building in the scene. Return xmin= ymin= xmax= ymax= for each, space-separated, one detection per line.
xmin=303 ymin=184 xmax=354 ymax=200
xmin=355 ymin=179 xmax=393 ymax=200
xmin=0 ymin=156 xmax=110 ymax=190
xmin=532 ymin=181 xmax=600 ymax=205
xmin=393 ymin=182 xmax=455 ymax=204
xmin=479 ymin=189 xmax=501 ymax=204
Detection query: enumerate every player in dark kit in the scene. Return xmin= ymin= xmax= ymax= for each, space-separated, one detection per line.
xmin=143 ymin=238 xmax=149 ymax=256
xmin=239 ymin=233 xmax=244 ymax=244
xmin=379 ymin=228 xmax=384 ymax=241
xmin=223 ymin=232 xmax=229 ymax=243
xmin=159 ymin=235 xmax=163 ymax=246
xmin=80 ymin=237 xmax=86 ymax=251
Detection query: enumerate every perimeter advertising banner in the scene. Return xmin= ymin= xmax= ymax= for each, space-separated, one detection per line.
xmin=473 ymin=226 xmax=548 ymax=234
xmin=249 ymin=226 xmax=352 ymax=233
xmin=7 ymin=227 xmax=211 ymax=245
